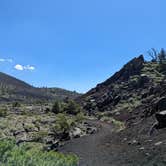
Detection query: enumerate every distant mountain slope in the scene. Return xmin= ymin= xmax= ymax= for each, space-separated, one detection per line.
xmin=0 ymin=72 xmax=80 ymax=102
xmin=0 ymin=72 xmax=33 ymax=89
xmin=40 ymin=87 xmax=81 ymax=101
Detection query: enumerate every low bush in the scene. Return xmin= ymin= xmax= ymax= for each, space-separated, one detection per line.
xmin=157 ymin=62 xmax=166 ymax=75
xmin=75 ymin=112 xmax=85 ymax=123
xmin=0 ymin=108 xmax=8 ymax=117
xmin=52 ymin=100 xmax=82 ymax=115
xmin=54 ymin=113 xmax=76 ymax=133
xmin=52 ymin=101 xmax=62 ymax=114
xmin=0 ymin=139 xmax=78 ymax=166
xmin=12 ymin=102 xmax=21 ymax=108
xmin=64 ymin=100 xmax=81 ymax=115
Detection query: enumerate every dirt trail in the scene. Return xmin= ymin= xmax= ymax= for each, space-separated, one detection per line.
xmin=59 ymin=120 xmax=114 ymax=166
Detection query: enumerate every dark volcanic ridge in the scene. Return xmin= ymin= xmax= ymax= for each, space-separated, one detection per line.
xmin=70 ymin=53 xmax=166 ymax=165
xmin=0 ymin=72 xmax=81 ymax=102
xmin=80 ymin=55 xmax=165 ymax=117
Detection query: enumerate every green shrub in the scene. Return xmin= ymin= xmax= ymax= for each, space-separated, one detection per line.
xmin=100 ymin=117 xmax=125 ymax=132
xmin=52 ymin=101 xmax=62 ymax=114
xmin=32 ymin=131 xmax=48 ymax=142
xmin=75 ymin=112 xmax=85 ymax=123
xmin=52 ymin=100 xmax=82 ymax=115
xmin=157 ymin=62 xmax=166 ymax=75
xmin=111 ymin=118 xmax=125 ymax=131
xmin=54 ymin=114 xmax=75 ymax=133
xmin=64 ymin=100 xmax=81 ymax=115
xmin=12 ymin=102 xmax=21 ymax=108
xmin=0 ymin=108 xmax=8 ymax=117
xmin=0 ymin=139 xmax=78 ymax=166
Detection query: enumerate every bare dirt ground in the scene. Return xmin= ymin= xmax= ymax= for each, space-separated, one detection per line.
xmin=60 ymin=120 xmax=115 ymax=166
xmin=60 ymin=118 xmax=166 ymax=166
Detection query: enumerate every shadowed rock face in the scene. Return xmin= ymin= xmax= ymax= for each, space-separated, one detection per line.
xmin=156 ymin=111 xmax=166 ymax=128
xmin=86 ymin=55 xmax=144 ymax=94
xmin=100 ymin=55 xmax=144 ymax=86
xmin=156 ymin=98 xmax=166 ymax=111
xmin=153 ymin=98 xmax=166 ymax=129
xmin=79 ymin=55 xmax=145 ymax=114
xmin=61 ymin=54 xmax=166 ymax=166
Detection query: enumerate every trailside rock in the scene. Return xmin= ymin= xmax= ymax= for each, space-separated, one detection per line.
xmin=155 ymin=111 xmax=166 ymax=128
xmin=70 ymin=127 xmax=82 ymax=138
xmin=156 ymin=97 xmax=166 ymax=111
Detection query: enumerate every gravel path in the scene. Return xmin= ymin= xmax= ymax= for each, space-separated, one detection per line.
xmin=59 ymin=120 xmax=114 ymax=166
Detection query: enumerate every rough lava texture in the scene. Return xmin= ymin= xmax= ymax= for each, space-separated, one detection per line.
xmin=73 ymin=55 xmax=166 ymax=165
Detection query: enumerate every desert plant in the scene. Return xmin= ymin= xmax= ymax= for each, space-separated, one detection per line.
xmin=55 ymin=113 xmax=69 ymax=133
xmin=32 ymin=131 xmax=48 ymax=142
xmin=64 ymin=100 xmax=81 ymax=115
xmin=75 ymin=112 xmax=85 ymax=123
xmin=12 ymin=102 xmax=21 ymax=108
xmin=52 ymin=101 xmax=62 ymax=114
xmin=0 ymin=139 xmax=78 ymax=166
xmin=0 ymin=108 xmax=8 ymax=117
xmin=53 ymin=114 xmax=76 ymax=136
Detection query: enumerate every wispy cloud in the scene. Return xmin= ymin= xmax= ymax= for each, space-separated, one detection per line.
xmin=14 ymin=64 xmax=35 ymax=71
xmin=14 ymin=64 xmax=24 ymax=71
xmin=24 ymin=65 xmax=35 ymax=70
xmin=0 ymin=58 xmax=35 ymax=71
xmin=0 ymin=58 xmax=13 ymax=63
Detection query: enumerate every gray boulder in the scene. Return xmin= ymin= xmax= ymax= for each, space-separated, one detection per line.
xmin=70 ymin=127 xmax=82 ymax=138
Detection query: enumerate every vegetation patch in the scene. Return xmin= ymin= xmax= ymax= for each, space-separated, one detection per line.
xmin=0 ymin=107 xmax=8 ymax=117
xmin=52 ymin=99 xmax=82 ymax=115
xmin=0 ymin=139 xmax=78 ymax=166
xmin=98 ymin=113 xmax=125 ymax=132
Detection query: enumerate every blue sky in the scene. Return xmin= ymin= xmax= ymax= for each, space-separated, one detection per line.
xmin=0 ymin=0 xmax=165 ymax=92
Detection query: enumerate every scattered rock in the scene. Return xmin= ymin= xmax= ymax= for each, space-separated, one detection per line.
xmin=145 ymin=153 xmax=150 ymax=156
xmin=70 ymin=127 xmax=82 ymax=138
xmin=44 ymin=136 xmax=55 ymax=144
xmin=139 ymin=147 xmax=145 ymax=150
xmin=156 ymin=97 xmax=166 ymax=111
xmin=156 ymin=111 xmax=166 ymax=126
xmin=59 ymin=132 xmax=70 ymax=141
xmin=45 ymin=140 xmax=60 ymax=151
xmin=154 ymin=141 xmax=163 ymax=146
xmin=146 ymin=140 xmax=153 ymax=142
xmin=123 ymin=138 xmax=127 ymax=141
xmin=128 ymin=140 xmax=141 ymax=146
xmin=86 ymin=127 xmax=97 ymax=134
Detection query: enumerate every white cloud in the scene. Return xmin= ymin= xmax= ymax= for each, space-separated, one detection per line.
xmin=14 ymin=64 xmax=24 ymax=71
xmin=24 ymin=65 xmax=35 ymax=70
xmin=0 ymin=58 xmax=13 ymax=63
xmin=0 ymin=58 xmax=35 ymax=71
xmin=14 ymin=64 xmax=35 ymax=71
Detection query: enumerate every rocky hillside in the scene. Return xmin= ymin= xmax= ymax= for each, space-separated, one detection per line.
xmin=78 ymin=52 xmax=166 ymax=165
xmin=0 ymin=72 xmax=80 ymax=103
xmin=80 ymin=55 xmax=165 ymax=117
